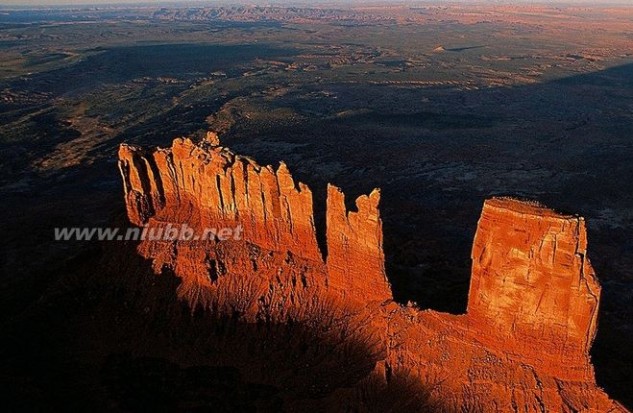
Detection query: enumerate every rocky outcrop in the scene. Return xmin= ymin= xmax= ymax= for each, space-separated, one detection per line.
xmin=119 ymin=138 xmax=322 ymax=261
xmin=326 ymin=184 xmax=391 ymax=303
xmin=468 ymin=198 xmax=601 ymax=378
xmin=118 ymin=138 xmax=391 ymax=305
xmin=381 ymin=198 xmax=614 ymax=411
xmin=118 ymin=138 xmax=626 ymax=412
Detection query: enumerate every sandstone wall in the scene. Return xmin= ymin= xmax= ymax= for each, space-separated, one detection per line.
xmin=468 ymin=198 xmax=601 ymax=376
xmin=118 ymin=138 xmax=624 ymax=412
xmin=326 ymin=184 xmax=391 ymax=303
xmin=118 ymin=138 xmax=392 ymax=304
xmin=119 ymin=138 xmax=322 ymax=261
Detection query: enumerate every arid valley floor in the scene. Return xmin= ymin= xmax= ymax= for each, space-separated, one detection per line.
xmin=1 ymin=2 xmax=632 ymax=411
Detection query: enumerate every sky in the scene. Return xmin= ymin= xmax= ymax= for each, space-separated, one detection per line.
xmin=1 ymin=0 xmax=630 ymax=6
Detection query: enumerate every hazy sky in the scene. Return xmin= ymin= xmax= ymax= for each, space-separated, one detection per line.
xmin=1 ymin=0 xmax=629 ymax=6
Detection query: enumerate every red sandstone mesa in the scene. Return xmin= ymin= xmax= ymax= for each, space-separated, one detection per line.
xmin=119 ymin=137 xmax=626 ymax=412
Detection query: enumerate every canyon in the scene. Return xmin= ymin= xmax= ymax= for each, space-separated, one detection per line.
xmin=118 ymin=136 xmax=626 ymax=412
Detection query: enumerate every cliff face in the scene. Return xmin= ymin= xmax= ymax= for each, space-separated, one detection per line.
xmin=118 ymin=138 xmax=391 ymax=305
xmin=326 ymin=184 xmax=391 ymax=303
xmin=118 ymin=138 xmax=624 ymax=412
xmin=119 ymin=138 xmax=322 ymax=260
xmin=380 ymin=199 xmax=610 ymax=411
xmin=468 ymin=198 xmax=601 ymax=375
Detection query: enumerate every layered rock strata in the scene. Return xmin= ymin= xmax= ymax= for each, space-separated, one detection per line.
xmin=118 ymin=138 xmax=626 ymax=412
xmin=468 ymin=198 xmax=601 ymax=377
xmin=119 ymin=138 xmax=322 ymax=261
xmin=119 ymin=138 xmax=391 ymax=306
xmin=326 ymin=184 xmax=391 ymax=302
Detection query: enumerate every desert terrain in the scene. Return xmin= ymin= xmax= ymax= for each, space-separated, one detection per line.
xmin=1 ymin=2 xmax=632 ymax=411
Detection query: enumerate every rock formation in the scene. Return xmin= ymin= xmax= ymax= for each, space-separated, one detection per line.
xmin=326 ymin=184 xmax=391 ymax=303
xmin=381 ymin=198 xmax=613 ymax=411
xmin=118 ymin=137 xmax=626 ymax=412
xmin=118 ymin=137 xmax=392 ymax=306
xmin=468 ymin=198 xmax=601 ymax=377
xmin=119 ymin=138 xmax=323 ymax=261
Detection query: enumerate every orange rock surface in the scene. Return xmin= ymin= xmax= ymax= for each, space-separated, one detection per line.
xmin=118 ymin=138 xmax=626 ymax=412
xmin=468 ymin=198 xmax=600 ymax=376
xmin=326 ymin=184 xmax=391 ymax=303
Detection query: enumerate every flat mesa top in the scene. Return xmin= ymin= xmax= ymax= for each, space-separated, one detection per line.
xmin=485 ymin=197 xmax=578 ymax=220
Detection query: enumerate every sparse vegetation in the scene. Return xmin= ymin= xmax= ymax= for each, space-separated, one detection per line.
xmin=1 ymin=3 xmax=633 ymax=410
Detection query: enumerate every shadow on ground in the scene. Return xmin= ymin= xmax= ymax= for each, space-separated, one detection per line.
xmin=1 ymin=236 xmax=445 ymax=412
